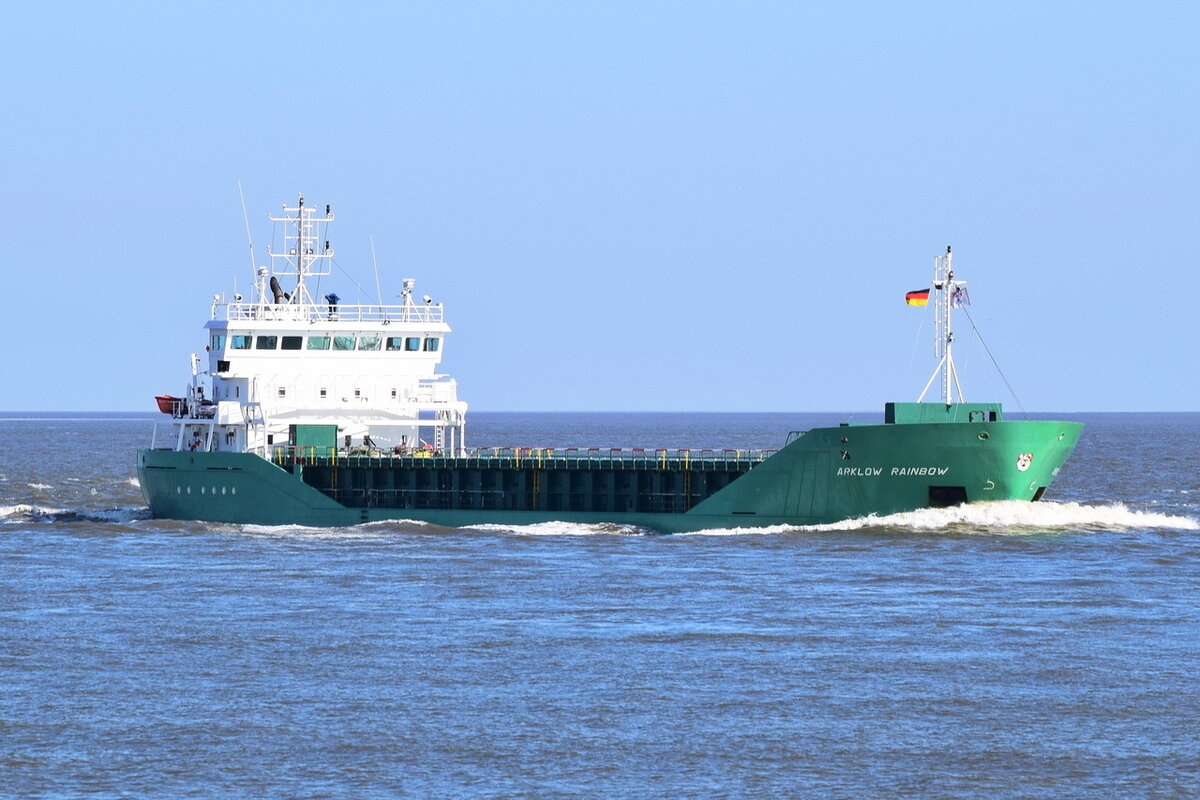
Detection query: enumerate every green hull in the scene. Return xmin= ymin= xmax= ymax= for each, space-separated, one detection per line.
xmin=138 ymin=408 xmax=1083 ymax=533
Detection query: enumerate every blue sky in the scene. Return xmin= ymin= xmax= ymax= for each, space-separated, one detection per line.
xmin=2 ymin=1 xmax=1196 ymax=412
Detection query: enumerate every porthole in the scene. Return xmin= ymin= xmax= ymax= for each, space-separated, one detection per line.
xmin=231 ymin=487 xmax=237 ymax=496
xmin=211 ymin=487 xmax=217 ymax=495
xmin=186 ymin=486 xmax=192 ymax=494
xmin=221 ymin=486 xmax=227 ymax=495
xmin=201 ymin=486 xmax=206 ymax=494
xmin=978 ymin=431 xmax=990 ymax=440
xmin=176 ymin=486 xmax=181 ymax=494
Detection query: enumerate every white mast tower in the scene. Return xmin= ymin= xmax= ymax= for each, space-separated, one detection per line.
xmin=262 ymin=195 xmax=334 ymax=314
xmin=917 ymin=246 xmax=968 ymax=405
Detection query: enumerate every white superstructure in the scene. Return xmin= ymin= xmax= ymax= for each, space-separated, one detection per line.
xmin=153 ymin=196 xmax=468 ymax=457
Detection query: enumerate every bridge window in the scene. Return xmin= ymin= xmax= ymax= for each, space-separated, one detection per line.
xmin=334 ymin=336 xmax=356 ymax=351
xmin=307 ymin=336 xmax=330 ymax=350
xmin=358 ymin=335 xmax=381 ymax=351
xmin=405 ymin=337 xmax=421 ymax=351
xmin=210 ymin=334 xmax=225 ymax=350
xmin=255 ymin=335 xmax=278 ymax=349
xmin=281 ymin=336 xmax=302 ymax=350
xmin=230 ymin=335 xmax=252 ymax=349
xmin=424 ymin=337 xmax=440 ymax=352
xmin=386 ymin=337 xmax=404 ymax=351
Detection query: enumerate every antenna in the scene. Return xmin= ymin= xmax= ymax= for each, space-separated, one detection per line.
xmin=370 ymin=234 xmax=384 ymax=307
xmin=237 ymin=179 xmax=256 ymax=288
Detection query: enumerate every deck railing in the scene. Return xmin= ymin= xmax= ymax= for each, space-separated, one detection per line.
xmin=219 ymin=301 xmax=444 ymax=324
xmin=266 ymin=445 xmax=778 ymax=468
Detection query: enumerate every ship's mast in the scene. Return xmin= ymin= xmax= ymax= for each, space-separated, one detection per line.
xmin=917 ymin=245 xmax=968 ymax=405
xmin=265 ymin=195 xmax=334 ymax=309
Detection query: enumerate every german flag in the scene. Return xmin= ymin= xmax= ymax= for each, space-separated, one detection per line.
xmin=905 ymin=289 xmax=930 ymax=306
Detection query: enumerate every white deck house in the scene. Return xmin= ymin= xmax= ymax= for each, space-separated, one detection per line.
xmin=154 ymin=197 xmax=468 ymax=457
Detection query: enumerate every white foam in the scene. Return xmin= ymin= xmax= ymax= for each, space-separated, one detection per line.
xmin=0 ymin=504 xmax=147 ymax=524
xmin=28 ymin=483 xmax=53 ymax=491
xmin=236 ymin=521 xmax=420 ymax=539
xmin=1 ymin=503 xmax=67 ymax=519
xmin=239 ymin=523 xmax=343 ymax=535
xmin=683 ymin=523 xmax=808 ymax=536
xmin=84 ymin=507 xmax=149 ymax=524
xmin=467 ymin=520 xmax=650 ymax=537
xmin=689 ymin=501 xmax=1197 ymax=535
xmin=236 ymin=503 xmax=1198 ymax=538
xmin=870 ymin=500 xmax=1193 ymax=532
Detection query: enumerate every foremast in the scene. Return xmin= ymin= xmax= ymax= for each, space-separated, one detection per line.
xmin=917 ymin=246 xmax=969 ymax=405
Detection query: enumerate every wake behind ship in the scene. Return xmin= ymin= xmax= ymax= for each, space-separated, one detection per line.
xmin=138 ymin=199 xmax=1081 ymax=532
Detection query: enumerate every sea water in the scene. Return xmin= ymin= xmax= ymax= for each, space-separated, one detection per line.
xmin=1 ymin=411 xmax=1198 ymax=798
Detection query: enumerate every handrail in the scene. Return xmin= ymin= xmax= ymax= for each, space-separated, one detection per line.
xmin=469 ymin=446 xmax=777 ymax=462
xmin=260 ymin=445 xmax=778 ymax=465
xmin=219 ymin=301 xmax=444 ymax=324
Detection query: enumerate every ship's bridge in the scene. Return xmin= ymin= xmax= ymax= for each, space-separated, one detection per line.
xmin=203 ymin=297 xmax=455 ymax=409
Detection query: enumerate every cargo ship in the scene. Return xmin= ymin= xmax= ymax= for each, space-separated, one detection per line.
xmin=138 ymin=197 xmax=1082 ymax=531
